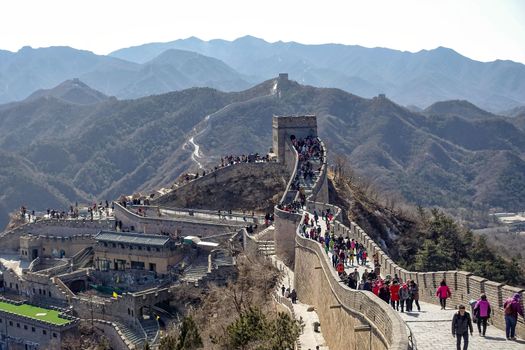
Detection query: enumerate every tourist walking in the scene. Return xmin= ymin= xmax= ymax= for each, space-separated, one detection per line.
xmin=437 ymin=279 xmax=452 ymax=309
xmin=399 ymin=283 xmax=409 ymax=313
xmin=473 ymin=294 xmax=491 ymax=336
xmin=379 ymin=282 xmax=391 ymax=304
xmin=503 ymin=293 xmax=524 ymax=340
xmin=408 ymin=280 xmax=421 ymax=312
xmin=290 ymin=289 xmax=297 ymax=304
xmin=452 ymin=304 xmax=473 ymax=350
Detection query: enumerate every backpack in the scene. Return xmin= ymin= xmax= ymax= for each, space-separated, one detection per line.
xmin=504 ymin=301 xmax=514 ymax=316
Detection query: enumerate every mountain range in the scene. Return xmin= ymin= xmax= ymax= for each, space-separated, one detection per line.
xmin=0 ymin=46 xmax=250 ymax=104
xmin=110 ymin=36 xmax=525 ymax=112
xmin=1 ymin=36 xmax=524 ymax=112
xmin=0 ymin=76 xmax=523 ymax=230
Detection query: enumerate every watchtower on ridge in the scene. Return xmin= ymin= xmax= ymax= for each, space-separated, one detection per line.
xmin=272 ymin=115 xmax=317 ymax=164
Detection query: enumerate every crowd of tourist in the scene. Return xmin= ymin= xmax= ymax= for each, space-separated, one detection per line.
xmin=298 ymin=208 xmax=524 ymax=348
xmin=18 ymin=201 xmax=114 ymax=223
xmin=171 ymin=152 xmax=274 ymax=189
xmin=299 ymin=210 xmax=424 ymax=314
xmin=277 ymin=135 xmax=324 ymax=215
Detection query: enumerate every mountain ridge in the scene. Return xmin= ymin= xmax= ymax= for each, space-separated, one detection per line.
xmin=0 ymin=46 xmax=252 ymax=104
xmin=110 ymin=36 xmax=525 ymax=112
xmin=0 ymin=77 xmax=524 ymax=231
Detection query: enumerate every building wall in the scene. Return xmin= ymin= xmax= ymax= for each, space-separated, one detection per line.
xmin=0 ymin=310 xmax=77 ymax=350
xmin=20 ymin=234 xmax=95 ymax=261
xmin=93 ymin=244 xmax=184 ymax=275
xmin=2 ymin=269 xmax=70 ymax=305
xmin=0 ymin=220 xmax=113 ymax=254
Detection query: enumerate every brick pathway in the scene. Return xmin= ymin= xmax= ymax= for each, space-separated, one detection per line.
xmin=272 ymin=256 xmax=329 ymax=350
xmin=308 ymin=213 xmax=525 ymax=350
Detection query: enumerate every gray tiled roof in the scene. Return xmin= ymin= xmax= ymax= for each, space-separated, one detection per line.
xmin=95 ymin=231 xmax=170 ymax=246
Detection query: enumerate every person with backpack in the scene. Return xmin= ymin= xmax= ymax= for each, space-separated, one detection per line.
xmin=503 ymin=293 xmax=524 ymax=340
xmin=409 ymin=280 xmax=421 ymax=312
xmin=437 ymin=279 xmax=452 ymax=310
xmin=473 ymin=294 xmax=491 ymax=336
xmin=452 ymin=304 xmax=473 ymax=350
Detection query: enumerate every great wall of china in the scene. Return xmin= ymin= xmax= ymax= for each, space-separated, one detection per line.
xmin=269 ymin=114 xmax=524 ymax=349
xmin=0 ymin=110 xmax=523 ymax=349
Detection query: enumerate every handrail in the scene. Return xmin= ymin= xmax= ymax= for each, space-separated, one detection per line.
xmin=113 ymin=202 xmax=243 ymax=228
xmin=137 ymin=320 xmax=148 ymax=346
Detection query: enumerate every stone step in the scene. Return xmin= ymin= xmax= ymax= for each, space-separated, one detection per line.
xmin=140 ymin=318 xmax=159 ymax=344
xmin=114 ymin=321 xmax=144 ymax=347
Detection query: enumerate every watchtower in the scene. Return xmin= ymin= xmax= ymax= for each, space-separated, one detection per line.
xmin=272 ymin=115 xmax=317 ymax=164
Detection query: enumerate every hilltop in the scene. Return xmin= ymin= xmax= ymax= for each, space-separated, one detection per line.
xmin=0 ymin=77 xmax=524 ymax=229
xmin=24 ymin=78 xmax=110 ymax=105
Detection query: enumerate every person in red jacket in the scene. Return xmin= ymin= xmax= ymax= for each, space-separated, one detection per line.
xmin=336 ymin=260 xmax=345 ymax=276
xmin=372 ymin=281 xmax=380 ymax=296
xmin=390 ymin=280 xmax=401 ymax=311
xmin=436 ymin=279 xmax=452 ymax=310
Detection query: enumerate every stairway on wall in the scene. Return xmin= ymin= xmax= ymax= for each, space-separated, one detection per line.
xmin=212 ymin=250 xmax=234 ymax=266
xmin=140 ymin=317 xmax=160 ymax=346
xmin=114 ymin=321 xmax=145 ymax=348
xmin=72 ymin=246 xmax=94 ymax=269
xmin=181 ymin=255 xmax=210 ymax=283
xmin=257 ymin=240 xmax=276 ymax=256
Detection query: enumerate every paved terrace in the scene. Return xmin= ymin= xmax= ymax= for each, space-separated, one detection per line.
xmin=309 ymin=214 xmax=525 ymax=350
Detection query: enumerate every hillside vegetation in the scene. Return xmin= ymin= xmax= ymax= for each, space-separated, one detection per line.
xmin=329 ymin=168 xmax=524 ymax=287
xmin=0 ymin=77 xmax=524 ymax=230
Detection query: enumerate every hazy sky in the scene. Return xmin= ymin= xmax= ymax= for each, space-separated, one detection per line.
xmin=1 ymin=0 xmax=524 ymax=63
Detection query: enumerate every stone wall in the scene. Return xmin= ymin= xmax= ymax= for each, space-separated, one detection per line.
xmin=0 ymin=219 xmax=113 ymax=253
xmin=274 ymin=209 xmax=301 ymax=267
xmin=20 ymin=234 xmax=95 ymax=260
xmin=272 ymin=115 xmax=317 ymax=163
xmin=272 ymin=126 xmax=410 ymax=349
xmin=114 ymin=202 xmax=240 ymax=237
xmin=340 ymin=219 xmax=525 ymax=339
xmin=89 ymin=319 xmax=133 ymax=350
xmin=295 ymin=234 xmax=408 ymax=350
